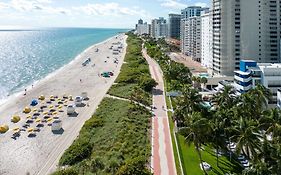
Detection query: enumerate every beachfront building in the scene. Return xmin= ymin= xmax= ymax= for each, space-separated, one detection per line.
xmin=212 ymin=0 xmax=281 ymax=76
xmin=234 ymin=60 xmax=281 ymax=105
xmin=151 ymin=17 xmax=168 ymax=39
xmin=201 ymin=10 xmax=213 ymax=69
xmin=168 ymin=14 xmax=181 ymax=39
xmin=180 ymin=6 xmax=209 ymax=61
xmin=136 ymin=22 xmax=150 ymax=35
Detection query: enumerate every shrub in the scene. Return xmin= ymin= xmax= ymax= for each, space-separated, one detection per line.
xmin=139 ymin=76 xmax=158 ymax=92
xmin=59 ymin=138 xmax=92 ymax=166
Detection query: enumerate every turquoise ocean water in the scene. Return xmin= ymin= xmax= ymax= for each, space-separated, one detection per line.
xmin=0 ymin=28 xmax=128 ymax=101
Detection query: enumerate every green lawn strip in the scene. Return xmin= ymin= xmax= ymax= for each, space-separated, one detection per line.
xmin=163 ymin=79 xmax=182 ymax=175
xmin=57 ymin=98 xmax=151 ymax=174
xmin=177 ymin=134 xmax=242 ymax=175
xmin=108 ymin=83 xmax=137 ymax=99
xmin=108 ymin=34 xmax=153 ymax=105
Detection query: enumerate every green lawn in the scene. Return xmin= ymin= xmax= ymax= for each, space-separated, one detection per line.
xmin=177 ymin=134 xmax=242 ymax=175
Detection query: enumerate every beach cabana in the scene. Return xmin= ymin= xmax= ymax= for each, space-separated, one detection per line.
xmin=23 ymin=107 xmax=31 ymax=113
xmin=30 ymin=99 xmax=38 ymax=106
xmin=11 ymin=115 xmax=21 ymax=123
xmin=39 ymin=95 xmax=45 ymax=100
xmin=0 ymin=125 xmax=9 ymax=133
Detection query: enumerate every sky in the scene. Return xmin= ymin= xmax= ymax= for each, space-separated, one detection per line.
xmin=0 ymin=0 xmax=210 ymax=29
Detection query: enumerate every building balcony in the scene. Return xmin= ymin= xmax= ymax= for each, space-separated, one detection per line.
xmin=234 ymin=83 xmax=252 ymax=92
xmin=234 ymin=75 xmax=252 ymax=83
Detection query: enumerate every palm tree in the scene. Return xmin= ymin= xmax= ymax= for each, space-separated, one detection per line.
xmin=249 ymin=84 xmax=272 ymax=109
xmin=200 ymin=77 xmax=208 ymax=90
xmin=175 ymin=85 xmax=202 ymax=118
xmin=231 ymin=117 xmax=262 ymax=160
xmin=179 ymin=112 xmax=211 ymax=175
xmin=212 ymin=85 xmax=236 ymax=109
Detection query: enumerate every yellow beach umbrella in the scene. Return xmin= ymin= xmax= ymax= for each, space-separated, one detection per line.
xmin=58 ymin=105 xmax=63 ymax=109
xmin=0 ymin=125 xmax=9 ymax=133
xmin=26 ymin=115 xmax=32 ymax=119
xmin=35 ymin=118 xmax=41 ymax=123
xmin=47 ymin=118 xmax=53 ymax=122
xmin=43 ymin=111 xmax=48 ymax=115
xmin=11 ymin=115 xmax=21 ymax=123
xmin=23 ymin=107 xmax=31 ymax=114
xmin=27 ymin=128 xmax=34 ymax=132
xmin=52 ymin=111 xmax=58 ymax=115
xmin=33 ymin=108 xmax=37 ymax=112
xmin=39 ymin=95 xmax=45 ymax=100
xmin=49 ymin=105 xmax=54 ymax=109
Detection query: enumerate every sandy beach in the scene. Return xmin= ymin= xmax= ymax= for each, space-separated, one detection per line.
xmin=0 ymin=33 xmax=127 ymax=175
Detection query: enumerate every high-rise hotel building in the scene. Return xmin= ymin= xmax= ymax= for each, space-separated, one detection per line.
xmin=212 ymin=0 xmax=281 ymax=76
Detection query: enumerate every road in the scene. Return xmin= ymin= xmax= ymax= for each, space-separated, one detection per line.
xmin=142 ymin=48 xmax=177 ymax=175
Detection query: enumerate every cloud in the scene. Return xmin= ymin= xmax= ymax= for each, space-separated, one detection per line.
xmin=0 ymin=2 xmax=9 ymax=10
xmin=4 ymin=0 xmax=70 ymax=15
xmin=159 ymin=0 xmax=186 ymax=9
xmin=74 ymin=3 xmax=148 ymax=17
xmin=194 ymin=2 xmax=208 ymax=7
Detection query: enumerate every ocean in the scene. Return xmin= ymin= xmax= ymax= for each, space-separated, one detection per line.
xmin=0 ymin=28 xmax=128 ymax=101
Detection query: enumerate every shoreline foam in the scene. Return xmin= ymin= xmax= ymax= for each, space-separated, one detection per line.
xmin=0 ymin=34 xmax=119 ymax=108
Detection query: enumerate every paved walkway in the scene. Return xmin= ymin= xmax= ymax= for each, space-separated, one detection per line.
xmin=142 ymin=48 xmax=177 ymax=175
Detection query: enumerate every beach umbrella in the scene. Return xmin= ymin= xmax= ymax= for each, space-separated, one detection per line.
xmin=23 ymin=107 xmax=31 ymax=114
xmin=0 ymin=125 xmax=9 ymax=133
xmin=11 ymin=115 xmax=21 ymax=123
xmin=49 ymin=105 xmax=54 ymax=109
xmin=26 ymin=115 xmax=32 ymax=119
xmin=35 ymin=119 xmax=41 ymax=123
xmin=63 ymin=94 xmax=68 ymax=99
xmin=47 ymin=118 xmax=53 ymax=123
xmin=13 ymin=127 xmax=20 ymax=132
xmin=52 ymin=111 xmax=58 ymax=115
xmin=30 ymin=99 xmax=38 ymax=106
xmin=39 ymin=95 xmax=45 ymax=100
xmin=68 ymin=95 xmax=73 ymax=101
xmin=27 ymin=128 xmax=34 ymax=132
xmin=43 ymin=111 xmax=48 ymax=115
xmin=58 ymin=105 xmax=63 ymax=109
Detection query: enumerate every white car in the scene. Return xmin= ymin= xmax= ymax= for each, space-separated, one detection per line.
xmin=200 ymin=162 xmax=212 ymax=171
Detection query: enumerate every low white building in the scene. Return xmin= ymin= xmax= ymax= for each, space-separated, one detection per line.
xmin=234 ymin=60 xmax=281 ymax=106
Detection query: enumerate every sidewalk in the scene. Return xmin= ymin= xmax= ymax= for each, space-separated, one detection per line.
xmin=143 ymin=48 xmax=177 ymax=175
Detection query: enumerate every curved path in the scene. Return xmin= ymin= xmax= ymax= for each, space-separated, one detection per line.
xmin=142 ymin=48 xmax=177 ymax=175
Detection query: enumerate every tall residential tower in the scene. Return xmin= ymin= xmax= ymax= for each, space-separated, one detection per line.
xmin=212 ymin=0 xmax=281 ymax=76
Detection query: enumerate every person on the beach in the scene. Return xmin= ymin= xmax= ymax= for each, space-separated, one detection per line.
xmin=80 ymin=79 xmax=82 ymax=83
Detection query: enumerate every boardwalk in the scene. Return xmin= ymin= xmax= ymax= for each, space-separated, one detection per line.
xmin=142 ymin=48 xmax=177 ymax=175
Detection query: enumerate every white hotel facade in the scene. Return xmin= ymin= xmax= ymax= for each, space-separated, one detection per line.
xmin=201 ymin=11 xmax=213 ymax=69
